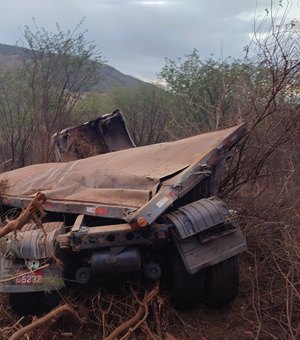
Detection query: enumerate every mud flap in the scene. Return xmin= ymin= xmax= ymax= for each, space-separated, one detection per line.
xmin=171 ymin=228 xmax=246 ymax=274
xmin=166 ymin=197 xmax=246 ymax=274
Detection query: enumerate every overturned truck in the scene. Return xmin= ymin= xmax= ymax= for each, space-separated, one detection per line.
xmin=0 ymin=111 xmax=247 ymax=315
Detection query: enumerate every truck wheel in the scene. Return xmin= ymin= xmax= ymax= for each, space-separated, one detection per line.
xmin=9 ymin=291 xmax=61 ymax=315
xmin=205 ymin=256 xmax=239 ymax=307
xmin=170 ymin=251 xmax=205 ymax=309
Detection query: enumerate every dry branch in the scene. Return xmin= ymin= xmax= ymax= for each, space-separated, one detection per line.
xmin=8 ymin=304 xmax=82 ymax=340
xmin=0 ymin=192 xmax=46 ymax=238
xmin=104 ymin=284 xmax=159 ymax=340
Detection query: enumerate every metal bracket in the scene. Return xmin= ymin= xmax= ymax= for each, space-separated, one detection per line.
xmin=71 ymin=214 xmax=85 ymax=233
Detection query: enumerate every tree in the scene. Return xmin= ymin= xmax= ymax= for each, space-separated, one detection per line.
xmin=0 ymin=70 xmax=34 ymax=169
xmin=72 ymin=92 xmax=112 ymax=125
xmin=159 ymin=5 xmax=299 ymax=338
xmin=159 ymin=12 xmax=300 ymax=194
xmin=0 ymin=19 xmax=104 ymax=168
xmin=159 ymin=51 xmax=271 ymax=133
xmin=109 ymin=84 xmax=176 ymax=146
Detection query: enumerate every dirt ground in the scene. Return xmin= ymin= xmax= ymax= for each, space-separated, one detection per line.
xmin=0 ymin=266 xmax=273 ymax=340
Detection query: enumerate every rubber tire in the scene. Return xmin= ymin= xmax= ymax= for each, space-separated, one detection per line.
xmin=9 ymin=290 xmax=61 ymax=316
xmin=205 ymin=256 xmax=239 ymax=307
xmin=170 ymin=251 xmax=205 ymax=309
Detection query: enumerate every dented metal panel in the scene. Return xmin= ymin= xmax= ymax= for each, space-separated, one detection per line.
xmin=0 ymin=123 xmax=246 ymax=218
xmin=52 ymin=109 xmax=135 ymax=162
xmin=126 ymin=123 xmax=246 ymax=226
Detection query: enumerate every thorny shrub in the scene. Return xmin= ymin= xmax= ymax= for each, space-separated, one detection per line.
xmin=0 ymin=2 xmax=299 ymax=339
xmin=227 ymin=128 xmax=300 ymax=339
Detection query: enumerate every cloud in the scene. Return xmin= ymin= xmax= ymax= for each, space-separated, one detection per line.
xmin=0 ymin=0 xmax=298 ymax=81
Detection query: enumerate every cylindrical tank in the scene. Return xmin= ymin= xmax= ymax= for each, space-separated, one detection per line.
xmin=91 ymin=247 xmax=141 ymax=273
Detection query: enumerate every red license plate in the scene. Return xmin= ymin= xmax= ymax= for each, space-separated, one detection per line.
xmin=15 ymin=270 xmax=44 ymax=285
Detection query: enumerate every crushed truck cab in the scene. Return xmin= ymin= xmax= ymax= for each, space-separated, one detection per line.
xmin=0 ymin=112 xmax=247 ymax=313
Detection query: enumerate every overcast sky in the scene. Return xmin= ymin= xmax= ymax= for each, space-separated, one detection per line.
xmin=0 ymin=0 xmax=299 ymax=81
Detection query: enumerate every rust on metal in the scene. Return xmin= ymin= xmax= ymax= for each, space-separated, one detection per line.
xmin=0 ymin=123 xmax=246 ymax=218
xmin=52 ymin=109 xmax=135 ymax=162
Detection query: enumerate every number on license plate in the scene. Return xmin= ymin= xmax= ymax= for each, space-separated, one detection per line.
xmin=15 ymin=271 xmax=43 ymax=285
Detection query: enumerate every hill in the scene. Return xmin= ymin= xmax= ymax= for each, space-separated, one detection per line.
xmin=0 ymin=43 xmax=146 ymax=91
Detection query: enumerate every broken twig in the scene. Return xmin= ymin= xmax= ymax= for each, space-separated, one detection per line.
xmin=104 ymin=283 xmax=159 ymax=340
xmin=0 ymin=192 xmax=46 ymax=239
xmin=8 ymin=304 xmax=82 ymax=340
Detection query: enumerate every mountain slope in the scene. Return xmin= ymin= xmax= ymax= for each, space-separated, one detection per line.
xmin=98 ymin=64 xmax=144 ymax=91
xmin=0 ymin=43 xmax=146 ymax=91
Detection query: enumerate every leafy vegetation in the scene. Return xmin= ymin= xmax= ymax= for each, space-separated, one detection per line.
xmin=0 ymin=1 xmax=299 ymax=338
xmin=0 ymin=21 xmax=103 ymax=168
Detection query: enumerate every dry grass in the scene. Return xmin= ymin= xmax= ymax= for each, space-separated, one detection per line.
xmin=0 ymin=285 xmax=248 ymax=340
xmin=228 ymin=169 xmax=300 ymax=339
xmin=0 ymin=134 xmax=299 ymax=339
xmin=2 ymin=200 xmax=299 ymax=340
xmin=0 ymin=177 xmax=299 ymax=339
